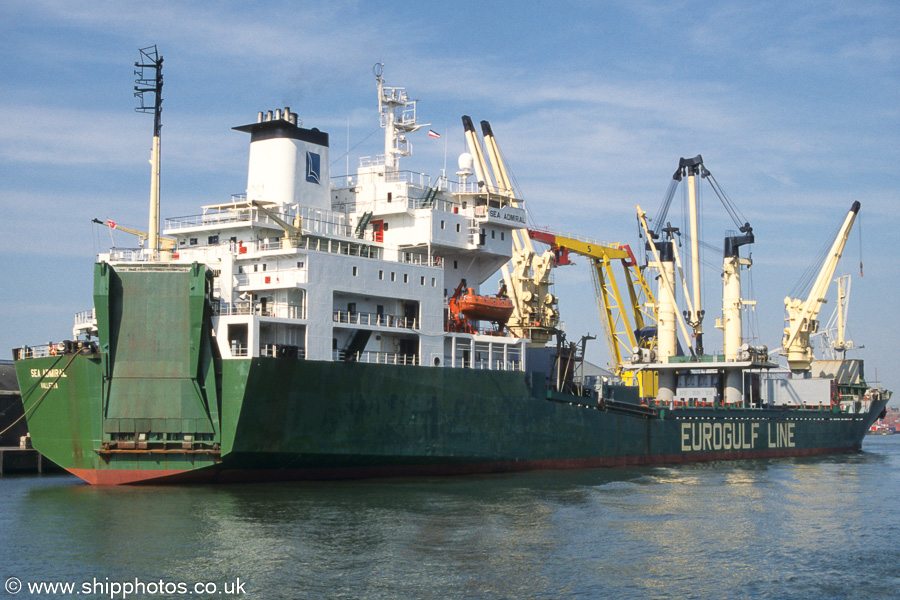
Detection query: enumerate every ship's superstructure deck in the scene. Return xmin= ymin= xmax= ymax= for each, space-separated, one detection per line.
xmin=79 ymin=77 xmax=530 ymax=373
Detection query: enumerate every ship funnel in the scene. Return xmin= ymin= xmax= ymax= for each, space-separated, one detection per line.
xmin=234 ymin=109 xmax=331 ymax=210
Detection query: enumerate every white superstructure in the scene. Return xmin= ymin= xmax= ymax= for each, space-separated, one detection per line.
xmin=90 ymin=71 xmax=530 ymax=371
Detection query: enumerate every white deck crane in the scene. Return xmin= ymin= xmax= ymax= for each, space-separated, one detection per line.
xmin=782 ymin=201 xmax=860 ymax=373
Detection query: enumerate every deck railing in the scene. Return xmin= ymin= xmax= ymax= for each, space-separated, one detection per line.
xmin=216 ymin=302 xmax=305 ymax=320
xmin=332 ymin=350 xmax=419 ymax=366
xmin=260 ymin=345 xmax=306 ymax=359
xmin=332 ymin=310 xmax=417 ymax=330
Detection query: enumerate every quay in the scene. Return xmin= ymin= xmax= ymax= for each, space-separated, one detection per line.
xmin=0 ymin=446 xmax=60 ymax=475
xmin=2 ymin=359 xmax=62 ymax=475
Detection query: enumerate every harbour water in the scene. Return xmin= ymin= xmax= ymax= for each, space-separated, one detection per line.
xmin=2 ymin=437 xmax=899 ymax=600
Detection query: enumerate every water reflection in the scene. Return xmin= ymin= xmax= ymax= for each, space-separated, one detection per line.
xmin=2 ymin=439 xmax=898 ymax=599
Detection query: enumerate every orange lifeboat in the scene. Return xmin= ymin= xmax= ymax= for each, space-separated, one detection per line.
xmin=457 ymin=288 xmax=514 ymax=322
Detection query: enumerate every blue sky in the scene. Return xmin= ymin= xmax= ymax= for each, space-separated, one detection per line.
xmin=1 ymin=1 xmax=898 ymax=396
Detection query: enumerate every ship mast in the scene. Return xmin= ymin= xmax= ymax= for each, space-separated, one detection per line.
xmin=374 ymin=63 xmax=427 ymax=172
xmin=134 ymin=45 xmax=164 ymax=259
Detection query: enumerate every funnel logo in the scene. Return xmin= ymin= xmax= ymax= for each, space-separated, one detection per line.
xmin=306 ymin=151 xmax=321 ymax=184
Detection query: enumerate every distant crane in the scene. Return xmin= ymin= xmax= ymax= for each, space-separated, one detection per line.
xmin=812 ymin=274 xmax=863 ymax=360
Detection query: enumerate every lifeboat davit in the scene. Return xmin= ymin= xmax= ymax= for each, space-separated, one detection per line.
xmin=457 ymin=289 xmax=514 ymax=322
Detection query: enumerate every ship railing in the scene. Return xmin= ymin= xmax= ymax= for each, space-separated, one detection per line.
xmin=216 ymin=302 xmax=305 ymax=320
xmin=352 ymin=160 xmax=434 ymax=188
xmin=400 ymin=252 xmax=443 ymax=267
xmin=345 ymin=164 xmax=488 ymax=196
xmin=445 ymin=357 xmax=523 ymax=371
xmin=229 ymin=342 xmax=248 ymax=357
xmin=234 ymin=237 xmax=380 ymax=260
xmin=296 ymin=204 xmax=352 ymax=238
xmin=74 ymin=309 xmax=95 ymax=326
xmin=336 ymin=193 xmax=462 ymax=216
xmin=244 ymin=234 xmax=436 ymax=267
xmin=333 ymin=310 xmax=417 ymax=330
xmin=408 ymin=196 xmax=460 ymax=212
xmin=165 ymin=208 xmax=261 ymax=230
xmin=106 ymin=248 xmax=152 ymax=262
xmin=14 ymin=344 xmax=57 ymax=360
xmin=110 ymin=232 xmax=439 ymax=271
xmin=168 ymin=245 xmax=222 ymax=263
xmin=260 ymin=345 xmax=306 ymax=359
xmin=166 ymin=204 xmax=353 ymax=239
xmin=332 ymin=350 xmax=419 ymax=366
xmin=527 ymin=225 xmax=625 ymax=252
xmin=257 ymin=240 xmax=285 ymax=252
xmin=72 ymin=308 xmax=98 ymax=339
xmin=233 ymin=267 xmax=308 ymax=288
xmin=645 ymin=397 xmax=849 ymax=411
xmin=442 ymin=316 xmax=509 ymax=336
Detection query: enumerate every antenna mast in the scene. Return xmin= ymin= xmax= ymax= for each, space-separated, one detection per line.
xmin=374 ymin=63 xmax=427 ymax=172
xmin=134 ymin=45 xmax=163 ymax=258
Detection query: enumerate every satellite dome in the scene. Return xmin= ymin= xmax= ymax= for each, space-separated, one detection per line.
xmin=457 ymin=152 xmax=474 ymax=171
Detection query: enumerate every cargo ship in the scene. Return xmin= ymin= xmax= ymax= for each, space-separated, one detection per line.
xmin=12 ymin=59 xmax=890 ymax=484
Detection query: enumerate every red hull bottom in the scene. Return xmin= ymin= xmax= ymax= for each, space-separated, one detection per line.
xmin=64 ymin=445 xmax=861 ymax=485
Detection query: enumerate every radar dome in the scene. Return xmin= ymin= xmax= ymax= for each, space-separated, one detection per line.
xmin=457 ymin=152 xmax=474 ymax=171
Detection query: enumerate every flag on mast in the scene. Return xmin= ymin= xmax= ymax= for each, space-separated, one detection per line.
xmin=428 ymin=129 xmax=440 ymax=138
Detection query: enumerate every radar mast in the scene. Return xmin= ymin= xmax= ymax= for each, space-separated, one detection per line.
xmin=134 ymin=45 xmax=163 ymax=258
xmin=374 ymin=63 xmax=428 ymax=172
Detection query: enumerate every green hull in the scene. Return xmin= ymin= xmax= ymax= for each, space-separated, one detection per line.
xmin=13 ymin=263 xmax=888 ymax=485
xmin=14 ymin=354 xmax=887 ymax=484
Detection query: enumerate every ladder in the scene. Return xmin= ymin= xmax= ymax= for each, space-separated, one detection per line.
xmin=354 ymin=211 xmax=373 ymax=238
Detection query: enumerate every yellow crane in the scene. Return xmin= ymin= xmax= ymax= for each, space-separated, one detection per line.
xmin=528 ymin=228 xmax=657 ymax=380
xmin=93 ymin=218 xmax=177 ymax=251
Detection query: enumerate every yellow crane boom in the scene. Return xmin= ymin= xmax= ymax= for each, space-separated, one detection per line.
xmin=93 ymin=218 xmax=176 ymax=251
xmin=528 ymin=228 xmax=657 ymax=374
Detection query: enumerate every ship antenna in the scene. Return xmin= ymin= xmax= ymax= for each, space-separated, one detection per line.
xmin=134 ymin=45 xmax=163 ymax=259
xmin=374 ymin=63 xmax=428 ymax=172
